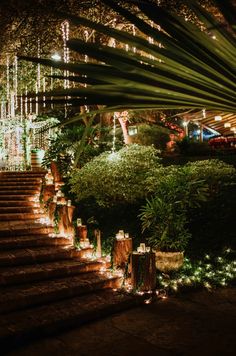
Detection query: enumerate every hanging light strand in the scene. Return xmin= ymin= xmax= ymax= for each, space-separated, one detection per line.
xmin=14 ymin=56 xmax=18 ymax=109
xmin=61 ymin=20 xmax=70 ymax=89
xmin=112 ymin=112 xmax=117 ymax=152
xmin=132 ymin=25 xmax=136 ymax=53
xmin=35 ymin=39 xmax=41 ymax=116
xmin=6 ymin=55 xmax=10 ymax=117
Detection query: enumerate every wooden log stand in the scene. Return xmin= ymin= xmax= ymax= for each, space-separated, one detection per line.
xmin=77 ymin=225 xmax=88 ymax=242
xmin=48 ymin=201 xmax=57 ymax=225
xmin=42 ymin=185 xmax=55 ymax=207
xmin=95 ymin=229 xmax=102 ymax=258
xmin=113 ymin=238 xmax=133 ymax=269
xmin=131 ymin=252 xmax=156 ymax=291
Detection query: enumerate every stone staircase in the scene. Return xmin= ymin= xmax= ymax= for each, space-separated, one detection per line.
xmin=0 ymin=171 xmax=137 ymax=353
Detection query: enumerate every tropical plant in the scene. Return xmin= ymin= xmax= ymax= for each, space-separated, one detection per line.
xmin=186 ymin=159 xmax=236 ymax=195
xmin=132 ymin=124 xmax=170 ymax=150
xmin=70 ymin=144 xmax=162 ymax=207
xmin=20 ymin=0 xmax=236 ymax=120
xmin=139 ymin=166 xmax=209 ymax=251
xmin=176 ymin=138 xmax=213 ymax=156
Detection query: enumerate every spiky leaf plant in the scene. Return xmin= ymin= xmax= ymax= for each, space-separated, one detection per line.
xmin=20 ymin=0 xmax=236 ymax=121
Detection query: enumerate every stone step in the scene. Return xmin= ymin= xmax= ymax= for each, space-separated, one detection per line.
xmin=0 ymin=258 xmax=105 ymax=286
xmin=0 ymin=246 xmax=93 ymax=267
xmin=0 ymin=235 xmax=70 ymax=250
xmin=0 ymin=271 xmax=122 ymax=314
xmin=0 ymin=221 xmax=54 ymax=237
xmin=0 ymin=200 xmax=40 ymax=207
xmin=0 ymin=213 xmax=44 ymax=221
xmin=0 ymin=176 xmax=45 ymax=182
xmin=0 ymin=290 xmax=139 ymax=352
xmin=0 ymin=206 xmax=42 ymax=214
xmin=0 ymin=186 xmax=41 ymax=191
xmin=0 ymin=180 xmax=41 ymax=186
xmin=0 ymin=171 xmax=46 ymax=176
xmin=0 ymin=189 xmax=39 ymax=195
xmin=0 ymin=195 xmax=39 ymax=201
xmin=0 ymin=246 xmax=73 ymax=267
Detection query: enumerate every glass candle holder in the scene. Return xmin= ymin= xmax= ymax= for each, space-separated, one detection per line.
xmin=77 ymin=218 xmax=82 ymax=226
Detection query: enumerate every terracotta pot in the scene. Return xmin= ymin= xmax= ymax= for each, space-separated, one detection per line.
xmin=155 ymin=251 xmax=184 ymax=272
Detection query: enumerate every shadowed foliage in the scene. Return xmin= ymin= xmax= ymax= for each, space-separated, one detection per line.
xmin=20 ymin=0 xmax=236 ymax=124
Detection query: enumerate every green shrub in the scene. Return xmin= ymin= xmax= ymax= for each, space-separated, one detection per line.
xmin=70 ymin=144 xmax=162 ymax=207
xmin=132 ymin=124 xmax=170 ymax=151
xmin=139 ymin=167 xmax=209 ymax=252
xmin=177 ymin=137 xmax=213 ymax=156
xmin=185 ymin=159 xmax=236 ymax=195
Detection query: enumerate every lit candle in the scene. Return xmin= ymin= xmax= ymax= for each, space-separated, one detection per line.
xmin=53 ymin=196 xmax=57 ymax=203
xmin=77 ymin=218 xmax=82 ymax=226
xmin=67 ymin=200 xmax=71 ymax=206
xmin=140 ymin=243 xmax=146 ymax=252
xmin=47 ymin=178 xmax=54 ymax=185
xmin=125 ymin=233 xmax=129 ymax=239
xmin=118 ymin=230 xmax=125 ymax=238
xmin=116 ymin=233 xmax=123 ymax=240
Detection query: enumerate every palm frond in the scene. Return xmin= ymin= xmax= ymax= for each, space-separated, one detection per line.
xmin=20 ymin=0 xmax=236 ymax=116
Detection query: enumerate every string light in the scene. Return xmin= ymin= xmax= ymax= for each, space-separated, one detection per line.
xmin=132 ymin=25 xmax=136 ymax=53
xmin=14 ymin=56 xmax=18 ymax=110
xmin=6 ymin=55 xmax=10 ymax=105
xmin=61 ymin=20 xmax=70 ymax=89
xmin=156 ymin=251 xmax=235 ymax=293
xmin=112 ymin=112 xmax=117 ymax=152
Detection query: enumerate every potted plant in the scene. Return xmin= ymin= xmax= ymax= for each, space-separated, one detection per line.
xmin=139 ymin=167 xmax=208 ymax=272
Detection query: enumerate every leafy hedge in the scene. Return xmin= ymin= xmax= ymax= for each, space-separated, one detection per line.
xmin=70 ymin=144 xmax=162 ymax=207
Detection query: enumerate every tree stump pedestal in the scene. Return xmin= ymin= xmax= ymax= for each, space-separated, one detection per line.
xmin=113 ymin=238 xmax=133 ymax=269
xmin=131 ymin=252 xmax=156 ymax=291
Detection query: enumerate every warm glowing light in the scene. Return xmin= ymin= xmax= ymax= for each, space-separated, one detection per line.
xmin=214 ymin=115 xmax=222 ymax=121
xmin=51 ymin=53 xmax=61 ymax=61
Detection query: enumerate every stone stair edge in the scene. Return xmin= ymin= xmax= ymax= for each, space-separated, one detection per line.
xmin=0 ymin=272 xmax=122 ymax=314
xmin=0 ymin=259 xmax=109 ymax=287
xmin=0 ymin=290 xmax=139 ymax=353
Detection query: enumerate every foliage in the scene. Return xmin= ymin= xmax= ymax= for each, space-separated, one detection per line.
xmin=185 ymin=159 xmax=236 ymax=194
xmin=132 ymin=124 xmax=170 ymax=151
xmin=140 ymin=158 xmax=236 ymax=252
xmin=42 ymin=124 xmax=113 ymax=175
xmin=176 ymin=137 xmax=213 ymax=156
xmin=20 ymin=0 xmax=236 ymax=122
xmin=157 ymin=250 xmax=236 ymax=292
xmin=139 ymin=167 xmax=209 ymax=251
xmin=70 ymin=144 xmax=162 ymax=207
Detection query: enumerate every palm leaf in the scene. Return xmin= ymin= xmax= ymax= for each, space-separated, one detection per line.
xmin=20 ymin=0 xmax=236 ymax=118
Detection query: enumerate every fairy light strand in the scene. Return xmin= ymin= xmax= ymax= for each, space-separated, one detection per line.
xmin=61 ymin=20 xmax=70 ymax=89
xmin=14 ymin=56 xmax=18 ymax=109
xmin=112 ymin=112 xmax=117 ymax=152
